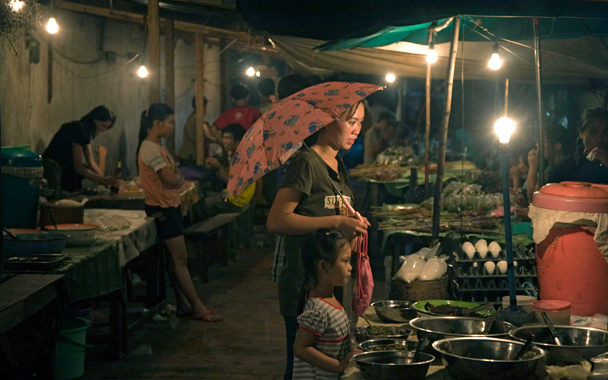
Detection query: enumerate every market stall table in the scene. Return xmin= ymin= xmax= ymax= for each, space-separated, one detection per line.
xmin=5 ymin=209 xmax=158 ymax=359
xmin=69 ymin=180 xmax=200 ymax=218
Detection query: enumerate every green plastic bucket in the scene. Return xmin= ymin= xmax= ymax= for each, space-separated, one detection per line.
xmin=54 ymin=319 xmax=91 ymax=380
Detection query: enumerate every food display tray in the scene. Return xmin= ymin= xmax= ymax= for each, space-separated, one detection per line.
xmin=3 ymin=254 xmax=67 ymax=271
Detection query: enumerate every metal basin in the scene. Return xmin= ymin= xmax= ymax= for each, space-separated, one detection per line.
xmin=510 ymin=325 xmax=608 ymax=361
xmin=432 ymin=337 xmax=546 ymax=380
xmin=359 ymin=338 xmax=419 ymax=352
xmin=409 ymin=316 xmax=515 ymax=348
xmin=354 ymin=350 xmax=435 ymax=380
xmin=2 ymin=232 xmax=68 ymax=254
xmin=371 ymin=300 xmax=417 ymax=323
xmin=355 ymin=325 xmax=412 ymax=343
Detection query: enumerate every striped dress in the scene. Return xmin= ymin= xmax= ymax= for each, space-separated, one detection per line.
xmin=293 ymin=297 xmax=351 ymax=380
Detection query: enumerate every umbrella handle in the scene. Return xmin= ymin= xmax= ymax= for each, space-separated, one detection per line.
xmin=343 ymin=199 xmax=364 ymax=222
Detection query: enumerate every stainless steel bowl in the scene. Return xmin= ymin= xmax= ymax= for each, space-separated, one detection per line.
xmin=359 ymin=338 xmax=419 ymax=352
xmin=409 ymin=316 xmax=515 ymax=348
xmin=510 ymin=325 xmax=608 ymax=361
xmin=371 ymin=300 xmax=417 ymax=323
xmin=355 ymin=325 xmax=413 ymax=343
xmin=432 ymin=337 xmax=546 ymax=380
xmin=354 ymin=350 xmax=435 ymax=380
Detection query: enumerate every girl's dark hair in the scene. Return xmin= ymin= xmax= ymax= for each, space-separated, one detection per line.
xmin=136 ymin=103 xmax=174 ymax=162
xmin=305 ymin=101 xmax=363 ymax=146
xmin=574 ymin=107 xmax=608 ymax=160
xmin=301 ymin=228 xmax=349 ymax=289
xmin=80 ymin=106 xmax=116 ymax=138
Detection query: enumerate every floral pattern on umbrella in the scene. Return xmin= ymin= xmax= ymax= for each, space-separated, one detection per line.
xmin=227 ymin=82 xmax=383 ymax=197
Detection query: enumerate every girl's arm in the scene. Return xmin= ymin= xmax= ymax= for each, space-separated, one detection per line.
xmin=157 ymin=166 xmax=184 ymax=189
xmin=266 ymin=187 xmax=368 ymax=237
xmin=72 ymin=143 xmax=113 ymax=186
xmin=293 ymin=329 xmax=353 ymax=373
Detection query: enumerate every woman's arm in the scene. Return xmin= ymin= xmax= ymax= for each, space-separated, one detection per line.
xmin=84 ymin=144 xmax=104 ymax=176
xmin=157 ymin=165 xmax=184 ymax=189
xmin=95 ymin=146 xmax=107 ymax=175
xmin=526 ymin=149 xmax=539 ymax=202
xmin=72 ymin=143 xmax=113 ymax=186
xmin=293 ymin=329 xmax=353 ymax=373
xmin=267 ymin=187 xmax=368 ymax=238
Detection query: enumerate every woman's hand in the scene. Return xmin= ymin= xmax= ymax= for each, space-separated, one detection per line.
xmin=102 ymin=176 xmax=118 ymax=187
xmin=591 ymin=147 xmax=608 ymax=167
xmin=338 ymin=351 xmax=357 ymax=373
xmin=336 ymin=215 xmax=368 ymax=240
xmin=528 ymin=148 xmax=539 ymax=170
xmin=205 ymin=157 xmax=222 ymax=170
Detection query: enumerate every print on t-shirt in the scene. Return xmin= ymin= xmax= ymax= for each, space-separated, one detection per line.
xmin=324 ymin=195 xmax=352 ymax=215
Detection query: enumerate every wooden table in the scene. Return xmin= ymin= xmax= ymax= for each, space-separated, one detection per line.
xmin=70 ymin=180 xmax=200 ymax=218
xmin=0 ymin=274 xmax=67 ymax=378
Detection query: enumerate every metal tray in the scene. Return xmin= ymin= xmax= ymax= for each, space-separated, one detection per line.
xmin=3 ymin=254 xmax=67 ymax=271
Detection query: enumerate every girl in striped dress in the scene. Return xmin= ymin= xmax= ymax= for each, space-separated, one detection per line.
xmin=293 ymin=229 xmax=358 ymax=380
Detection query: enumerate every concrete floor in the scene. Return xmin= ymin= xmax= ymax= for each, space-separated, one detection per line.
xmin=83 ymin=223 xmax=386 ymax=380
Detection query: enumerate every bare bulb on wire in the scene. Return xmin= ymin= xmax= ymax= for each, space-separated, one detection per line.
xmin=427 ymin=49 xmax=437 ymax=64
xmin=138 ymin=65 xmax=148 ymax=78
xmin=385 ymin=73 xmax=396 ymax=83
xmin=246 ymin=67 xmax=255 ymax=77
xmin=489 ymin=53 xmax=502 ymax=70
xmin=10 ymin=0 xmax=24 ymax=11
xmin=46 ymin=17 xmax=59 ymax=34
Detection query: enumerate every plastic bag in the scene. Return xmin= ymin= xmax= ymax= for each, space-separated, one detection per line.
xmin=87 ymin=216 xmax=121 ymax=231
xmin=113 ymin=216 xmax=131 ymax=229
xmin=393 ymin=253 xmax=426 ymax=283
xmin=418 ymin=255 xmax=448 ymax=281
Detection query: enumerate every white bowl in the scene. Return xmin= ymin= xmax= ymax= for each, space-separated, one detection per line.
xmin=501 ymin=295 xmax=536 ymax=311
xmin=45 ymin=223 xmax=98 ymax=246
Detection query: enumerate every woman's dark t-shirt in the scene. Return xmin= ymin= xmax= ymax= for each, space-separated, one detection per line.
xmin=43 ymin=122 xmax=91 ymax=192
xmin=546 ymin=154 xmax=608 ymax=184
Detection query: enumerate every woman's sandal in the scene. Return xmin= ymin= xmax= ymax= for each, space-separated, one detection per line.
xmin=191 ymin=311 xmax=223 ymax=322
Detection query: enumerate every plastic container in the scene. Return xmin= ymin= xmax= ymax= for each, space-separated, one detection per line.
xmin=55 ymin=318 xmax=91 ymax=380
xmin=502 ymin=295 xmax=536 ymax=311
xmin=531 ymin=182 xmax=608 ymax=316
xmin=532 ymin=300 xmax=571 ymax=325
xmin=1 ymin=147 xmax=43 ymax=228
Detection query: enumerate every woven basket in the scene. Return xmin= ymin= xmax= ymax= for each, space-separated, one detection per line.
xmin=391 ymin=275 xmax=448 ymax=302
xmin=40 ymin=201 xmax=84 ymax=227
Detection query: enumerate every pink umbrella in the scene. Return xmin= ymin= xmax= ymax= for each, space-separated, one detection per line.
xmin=226 ymin=82 xmax=383 ymax=198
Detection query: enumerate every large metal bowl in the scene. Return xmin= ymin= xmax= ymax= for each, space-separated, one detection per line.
xmin=510 ymin=325 xmax=608 ymax=361
xmin=409 ymin=316 xmax=515 ymax=348
xmin=354 ymin=350 xmax=435 ymax=380
xmin=432 ymin=337 xmax=546 ymax=380
xmin=355 ymin=325 xmax=413 ymax=343
xmin=359 ymin=338 xmax=419 ymax=352
xmin=371 ymin=300 xmax=418 ymax=323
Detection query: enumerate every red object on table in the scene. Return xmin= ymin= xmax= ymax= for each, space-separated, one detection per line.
xmin=533 ymin=182 xmax=608 ymax=316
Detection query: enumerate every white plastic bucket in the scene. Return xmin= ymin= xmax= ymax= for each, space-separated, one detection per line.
xmin=54 ymin=319 xmax=91 ymax=380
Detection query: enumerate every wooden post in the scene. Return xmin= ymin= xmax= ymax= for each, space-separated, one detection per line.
xmin=533 ymin=18 xmax=545 ymax=186
xmin=165 ymin=19 xmax=175 ymax=154
xmin=504 ymin=79 xmax=509 ymax=117
xmin=424 ymin=29 xmax=432 ymax=193
xmin=148 ymin=0 xmax=160 ymax=103
xmin=48 ymin=36 xmax=53 ymax=104
xmin=220 ymin=38 xmax=227 ymax=112
xmin=432 ymin=17 xmax=460 ymax=239
xmin=195 ymin=32 xmax=206 ymax=165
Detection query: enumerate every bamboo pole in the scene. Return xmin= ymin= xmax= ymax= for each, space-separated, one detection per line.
xmin=432 ymin=17 xmax=460 ymax=239
xmin=424 ymin=29 xmax=432 ymax=193
xmin=533 ymin=18 xmax=545 ymax=186
xmin=48 ymin=35 xmax=53 ymax=104
xmin=195 ymin=32 xmax=206 ymax=165
xmin=165 ymin=19 xmax=175 ymax=154
xmin=504 ymin=78 xmax=509 ymax=117
xmin=148 ymin=0 xmax=160 ymax=103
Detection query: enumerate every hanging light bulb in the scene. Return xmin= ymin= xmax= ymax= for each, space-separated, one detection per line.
xmin=385 ymin=73 xmax=396 ymax=83
xmin=426 ymin=39 xmax=437 ymax=64
xmin=246 ymin=67 xmax=255 ymax=77
xmin=138 ymin=65 xmax=148 ymax=78
xmin=46 ymin=17 xmax=59 ymax=34
xmin=10 ymin=0 xmax=24 ymax=11
xmin=489 ymin=43 xmax=502 ymax=70
xmin=494 ymin=117 xmax=515 ymax=144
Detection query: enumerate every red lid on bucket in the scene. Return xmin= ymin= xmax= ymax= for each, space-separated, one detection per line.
xmin=532 ymin=182 xmax=608 ymax=213
xmin=532 ymin=300 xmax=571 ymax=311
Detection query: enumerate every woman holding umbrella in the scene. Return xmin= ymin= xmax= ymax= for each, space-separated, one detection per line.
xmin=267 ymin=100 xmax=370 ymax=380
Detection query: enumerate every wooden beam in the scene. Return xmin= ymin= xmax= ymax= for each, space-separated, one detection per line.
xmin=165 ymin=19 xmax=176 ymax=154
xmin=48 ymin=36 xmax=53 ymax=104
xmin=195 ymin=32 xmax=206 ymax=165
xmin=148 ymin=0 xmax=161 ymax=103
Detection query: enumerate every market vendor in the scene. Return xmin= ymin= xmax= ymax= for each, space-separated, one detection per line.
xmin=546 ymin=108 xmax=608 ymax=184
xmin=43 ymin=106 xmax=118 ymax=192
xmin=363 ymin=111 xmax=397 ymax=164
